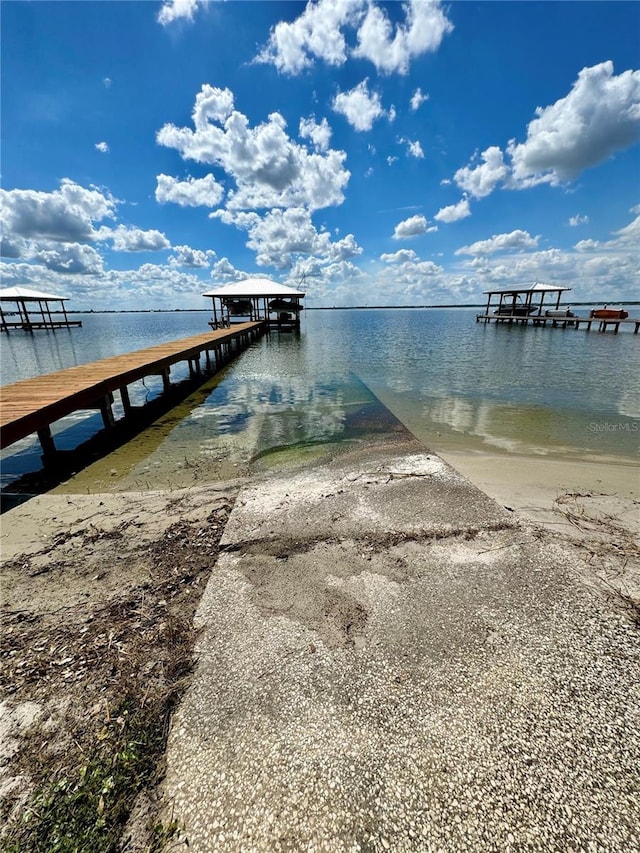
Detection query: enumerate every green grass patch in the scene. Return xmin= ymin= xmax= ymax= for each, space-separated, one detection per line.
xmin=1 ymin=700 xmax=178 ymax=853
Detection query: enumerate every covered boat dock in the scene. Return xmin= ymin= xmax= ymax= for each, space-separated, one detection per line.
xmin=203 ymin=278 xmax=304 ymax=330
xmin=476 ymin=283 xmax=639 ymax=333
xmin=477 ymin=283 xmax=572 ymax=323
xmin=0 ymin=286 xmax=82 ymax=332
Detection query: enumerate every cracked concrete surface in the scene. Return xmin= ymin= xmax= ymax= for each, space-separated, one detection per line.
xmin=160 ymin=439 xmax=640 ymax=852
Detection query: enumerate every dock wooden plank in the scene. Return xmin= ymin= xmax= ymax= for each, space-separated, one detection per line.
xmin=0 ymin=322 xmax=263 ymax=450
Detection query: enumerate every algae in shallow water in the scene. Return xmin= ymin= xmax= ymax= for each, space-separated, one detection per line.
xmin=250 ymin=373 xmax=415 ymax=470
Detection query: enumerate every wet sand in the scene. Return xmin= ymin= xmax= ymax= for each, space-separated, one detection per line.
xmin=438 ymin=448 xmax=639 ymax=528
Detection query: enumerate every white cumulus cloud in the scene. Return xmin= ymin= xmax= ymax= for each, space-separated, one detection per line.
xmin=353 ymin=0 xmax=453 ymax=75
xmin=392 ymin=214 xmax=436 ymax=239
xmin=0 ymin=179 xmax=117 ymax=243
xmin=434 ymin=198 xmax=471 ymax=223
xmin=454 ymin=147 xmax=510 ymax=199
xmin=213 ymin=206 xmax=362 ymax=270
xmin=95 ymin=141 xmax=109 ymax=153
xmin=574 ymin=210 xmax=640 ymax=251
xmin=377 ymin=249 xmax=444 ymax=291
xmin=157 ymin=0 xmax=202 ymax=26
xmin=381 ymin=249 xmax=418 ymax=263
xmin=454 ymin=62 xmax=640 ymax=199
xmin=455 ymin=229 xmax=539 ymax=256
xmin=157 ymin=85 xmax=350 ymax=211
xmin=31 ymin=243 xmax=104 ymax=275
xmin=210 ymin=257 xmax=250 ymax=283
xmin=0 ymin=179 xmax=178 ymax=277
xmin=456 ymin=243 xmax=638 ymax=303
xmin=508 ymin=61 xmax=640 ymax=185
xmin=332 ymin=79 xmax=385 ymax=131
xmin=299 ymin=116 xmax=332 ymax=152
xmin=410 ymin=87 xmax=429 ymax=110
xmin=104 ymin=225 xmax=171 ymax=252
xmin=169 ymin=245 xmax=216 ymax=268
xmin=406 ymin=139 xmax=424 ymax=159
xmin=256 ymin=0 xmax=452 ymax=76
xmin=256 ymin=0 xmax=363 ymax=74
xmin=155 ymin=173 xmax=225 ymax=207
xmin=568 ymin=214 xmax=589 ymax=226
xmin=613 ymin=212 xmax=640 ymax=245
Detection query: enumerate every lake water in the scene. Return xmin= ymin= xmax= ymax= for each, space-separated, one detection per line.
xmin=2 ymin=308 xmax=639 ymax=492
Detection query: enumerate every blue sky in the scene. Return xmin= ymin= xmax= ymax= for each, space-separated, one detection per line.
xmin=1 ymin=0 xmax=639 ymax=309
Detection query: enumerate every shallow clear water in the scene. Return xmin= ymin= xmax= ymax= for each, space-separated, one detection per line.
xmin=304 ymin=309 xmax=640 ymax=458
xmin=2 ymin=308 xmax=639 ymax=490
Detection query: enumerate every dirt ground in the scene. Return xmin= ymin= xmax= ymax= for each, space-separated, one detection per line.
xmin=0 ymin=484 xmax=239 ymax=852
xmin=0 ymin=471 xmax=638 ymax=851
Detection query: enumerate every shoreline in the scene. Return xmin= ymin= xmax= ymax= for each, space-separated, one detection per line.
xmin=2 ymin=433 xmax=638 ymax=848
xmin=2 ymin=348 xmax=637 ymax=540
xmin=437 ymin=446 xmax=639 ymax=528
xmin=363 ymin=383 xmax=639 ymax=532
xmin=8 ymin=300 xmax=638 ymax=316
xmin=6 ymin=419 xmax=638 ymax=538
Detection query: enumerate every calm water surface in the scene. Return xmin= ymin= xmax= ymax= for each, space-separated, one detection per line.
xmin=2 ymin=309 xmax=639 ymax=490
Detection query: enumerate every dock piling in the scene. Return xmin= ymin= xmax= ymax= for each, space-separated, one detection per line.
xmin=37 ymin=425 xmax=57 ymax=460
xmin=120 ymin=385 xmax=132 ymax=416
xmin=99 ymin=395 xmax=116 ymax=431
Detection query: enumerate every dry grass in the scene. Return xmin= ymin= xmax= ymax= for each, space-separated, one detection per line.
xmin=1 ymin=502 xmax=232 ymax=853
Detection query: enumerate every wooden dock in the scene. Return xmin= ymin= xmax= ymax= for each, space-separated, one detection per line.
xmin=475 ymin=313 xmax=640 ymax=334
xmin=0 ymin=321 xmax=265 ymax=457
xmin=1 ymin=318 xmax=83 ymax=331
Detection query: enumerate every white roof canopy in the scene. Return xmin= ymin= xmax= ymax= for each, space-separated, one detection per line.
xmin=0 ymin=286 xmax=69 ymax=302
xmin=203 ymin=278 xmax=304 ymax=299
xmin=483 ymin=282 xmax=571 ymax=295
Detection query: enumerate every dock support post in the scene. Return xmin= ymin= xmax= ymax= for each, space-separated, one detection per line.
xmin=100 ymin=395 xmax=116 ymax=430
xmin=37 ymin=425 xmax=57 ymax=460
xmin=120 ymin=385 xmax=132 ymax=416
xmin=188 ymin=355 xmax=201 ymax=378
xmin=161 ymin=369 xmax=171 ymax=394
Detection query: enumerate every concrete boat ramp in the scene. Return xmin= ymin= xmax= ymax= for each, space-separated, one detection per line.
xmin=161 ymin=438 xmax=639 ymax=852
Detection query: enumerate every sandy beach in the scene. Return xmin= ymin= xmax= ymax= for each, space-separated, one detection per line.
xmin=440 ymin=447 xmax=639 ymax=530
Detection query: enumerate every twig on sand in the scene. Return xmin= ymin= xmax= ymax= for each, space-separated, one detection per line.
xmin=552 ymin=490 xmax=639 ymax=626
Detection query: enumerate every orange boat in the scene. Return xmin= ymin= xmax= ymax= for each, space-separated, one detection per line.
xmin=590 ymin=307 xmax=628 ymax=320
